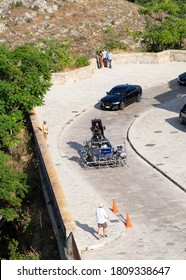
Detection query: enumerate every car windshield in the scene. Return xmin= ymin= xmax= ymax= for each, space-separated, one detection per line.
xmin=108 ymin=87 xmax=127 ymax=95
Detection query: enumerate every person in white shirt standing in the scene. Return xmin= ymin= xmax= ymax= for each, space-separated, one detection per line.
xmin=102 ymin=49 xmax=108 ymax=67
xmin=96 ymin=202 xmax=108 ymax=239
xmin=42 ymin=120 xmax=48 ymax=140
xmin=107 ymin=51 xmax=112 ymax=68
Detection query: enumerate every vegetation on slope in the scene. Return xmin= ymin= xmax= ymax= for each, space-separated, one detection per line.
xmin=0 ymin=40 xmax=88 ymax=259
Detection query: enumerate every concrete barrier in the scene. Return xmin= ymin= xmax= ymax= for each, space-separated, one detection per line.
xmin=51 ymin=58 xmax=96 ymax=84
xmin=170 ymin=50 xmax=186 ymax=62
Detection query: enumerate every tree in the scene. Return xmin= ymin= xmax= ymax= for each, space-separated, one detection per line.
xmin=0 ymin=104 xmax=23 ymax=150
xmin=0 ymin=44 xmax=52 ymax=113
xmin=0 ymin=43 xmax=52 ymax=258
xmin=0 ymin=39 xmax=90 ymax=259
xmin=140 ymin=0 xmax=186 ymax=51
xmin=0 ymin=44 xmax=52 ymax=150
xmin=0 ymin=151 xmax=28 ymax=222
xmin=11 ymin=44 xmax=52 ymax=112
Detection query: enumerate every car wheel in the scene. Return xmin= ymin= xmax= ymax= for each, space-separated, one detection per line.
xmin=119 ymin=101 xmax=125 ymax=110
xmin=179 ymin=115 xmax=184 ymax=124
xmin=136 ymin=93 xmax=141 ymax=102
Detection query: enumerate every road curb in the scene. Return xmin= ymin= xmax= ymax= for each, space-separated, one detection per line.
xmin=127 ymin=119 xmax=186 ymax=193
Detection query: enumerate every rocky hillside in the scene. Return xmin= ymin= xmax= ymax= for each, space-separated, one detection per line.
xmin=0 ymin=0 xmax=146 ymax=56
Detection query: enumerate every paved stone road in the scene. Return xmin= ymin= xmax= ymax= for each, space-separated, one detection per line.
xmin=36 ymin=61 xmax=186 ymax=259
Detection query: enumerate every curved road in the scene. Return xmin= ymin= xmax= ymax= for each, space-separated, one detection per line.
xmin=36 ymin=62 xmax=186 ymax=259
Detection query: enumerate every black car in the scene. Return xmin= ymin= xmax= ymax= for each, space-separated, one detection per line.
xmin=179 ymin=104 xmax=186 ymax=124
xmin=178 ymin=72 xmax=186 ymax=85
xmin=99 ymin=84 xmax=142 ymax=110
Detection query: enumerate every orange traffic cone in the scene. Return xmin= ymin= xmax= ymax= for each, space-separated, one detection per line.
xmin=112 ymin=199 xmax=119 ymax=213
xmin=125 ymin=213 xmax=132 ymax=228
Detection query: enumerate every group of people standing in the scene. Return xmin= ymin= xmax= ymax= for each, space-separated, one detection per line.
xmin=96 ymin=49 xmax=112 ymax=69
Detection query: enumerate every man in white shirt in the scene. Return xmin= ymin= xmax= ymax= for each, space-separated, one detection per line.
xmin=102 ymin=49 xmax=108 ymax=67
xmin=42 ymin=120 xmax=48 ymax=140
xmin=107 ymin=51 xmax=112 ymax=68
xmin=96 ymin=202 xmax=108 ymax=239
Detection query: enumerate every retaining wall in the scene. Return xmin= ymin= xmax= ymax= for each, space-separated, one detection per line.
xmin=51 ymin=50 xmax=186 ymax=84
xmin=29 ymin=110 xmax=76 ymax=259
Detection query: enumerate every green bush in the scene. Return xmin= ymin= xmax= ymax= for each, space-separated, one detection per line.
xmin=105 ymin=39 xmax=126 ymax=51
xmin=133 ymin=31 xmax=143 ymax=43
xmin=124 ymin=26 xmax=133 ymax=37
xmin=104 ymin=25 xmax=113 ymax=34
xmin=8 ymin=239 xmax=40 ymax=260
xmin=74 ymin=55 xmax=90 ymax=68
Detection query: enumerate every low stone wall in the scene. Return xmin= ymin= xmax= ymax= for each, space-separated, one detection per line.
xmin=51 ymin=58 xmax=96 ymax=84
xmin=114 ymin=52 xmax=161 ymax=64
xmin=170 ymin=50 xmax=186 ymax=62
xmin=51 ymin=50 xmax=186 ymax=84
xmin=114 ymin=50 xmax=186 ymax=63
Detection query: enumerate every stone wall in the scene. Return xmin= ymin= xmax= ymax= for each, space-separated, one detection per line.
xmin=52 ymin=50 xmax=186 ymax=84
xmin=52 ymin=59 xmax=96 ymax=84
xmin=29 ymin=109 xmax=76 ymax=259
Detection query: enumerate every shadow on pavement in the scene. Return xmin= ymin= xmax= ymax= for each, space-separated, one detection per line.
xmin=165 ymin=117 xmax=186 ymax=132
xmin=67 ymin=141 xmax=84 ymax=151
xmin=75 ymin=221 xmax=98 ymax=239
xmin=153 ymin=79 xmax=186 ymax=113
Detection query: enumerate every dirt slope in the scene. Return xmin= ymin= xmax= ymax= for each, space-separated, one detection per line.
xmin=0 ymin=0 xmax=146 ymax=55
